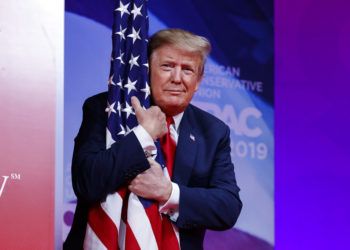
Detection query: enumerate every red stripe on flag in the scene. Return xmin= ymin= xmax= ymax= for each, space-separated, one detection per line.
xmin=124 ymin=222 xmax=141 ymax=250
xmin=117 ymin=187 xmax=127 ymax=200
xmin=88 ymin=204 xmax=118 ymax=250
xmin=121 ymin=193 xmax=140 ymax=250
xmin=161 ymin=215 xmax=180 ymax=250
xmin=145 ymin=203 xmax=163 ymax=249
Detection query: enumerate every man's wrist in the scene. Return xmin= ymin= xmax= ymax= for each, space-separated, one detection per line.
xmin=133 ymin=125 xmax=157 ymax=158
xmin=159 ymin=179 xmax=173 ymax=203
xmin=159 ymin=182 xmax=180 ymax=220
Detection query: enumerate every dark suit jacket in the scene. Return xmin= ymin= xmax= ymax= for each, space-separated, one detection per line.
xmin=64 ymin=92 xmax=242 ymax=250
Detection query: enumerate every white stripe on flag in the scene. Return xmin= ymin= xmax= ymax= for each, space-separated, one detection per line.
xmin=118 ymin=219 xmax=127 ymax=250
xmin=127 ymin=193 xmax=159 ymax=250
xmin=101 ymin=193 xmax=123 ymax=227
xmin=84 ymin=224 xmax=108 ymax=250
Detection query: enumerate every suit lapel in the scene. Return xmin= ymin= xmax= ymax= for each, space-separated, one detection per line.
xmin=172 ymin=106 xmax=198 ymax=186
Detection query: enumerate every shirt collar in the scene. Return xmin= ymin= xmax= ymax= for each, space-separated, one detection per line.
xmin=171 ymin=112 xmax=184 ymax=132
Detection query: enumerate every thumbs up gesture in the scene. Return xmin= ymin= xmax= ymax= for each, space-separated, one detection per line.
xmin=131 ymin=96 xmax=168 ymax=140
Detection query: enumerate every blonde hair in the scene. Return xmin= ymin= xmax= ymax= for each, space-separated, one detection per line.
xmin=148 ymin=28 xmax=211 ymax=75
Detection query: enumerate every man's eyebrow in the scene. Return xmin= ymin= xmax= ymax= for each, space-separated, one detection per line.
xmin=161 ymin=56 xmax=175 ymax=61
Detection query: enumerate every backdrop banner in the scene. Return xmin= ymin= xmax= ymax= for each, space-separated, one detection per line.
xmin=63 ymin=1 xmax=274 ymax=249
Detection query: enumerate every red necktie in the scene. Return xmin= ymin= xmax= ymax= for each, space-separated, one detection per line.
xmin=160 ymin=116 xmax=176 ymax=178
xmin=160 ymin=116 xmax=179 ymax=250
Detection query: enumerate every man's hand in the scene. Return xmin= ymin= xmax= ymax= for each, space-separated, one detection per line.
xmin=131 ymin=96 xmax=167 ymax=140
xmin=128 ymin=158 xmax=172 ymax=203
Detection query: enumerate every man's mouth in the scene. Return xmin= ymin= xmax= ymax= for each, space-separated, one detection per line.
xmin=164 ymin=89 xmax=184 ymax=93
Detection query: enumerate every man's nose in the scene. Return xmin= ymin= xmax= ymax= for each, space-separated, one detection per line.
xmin=171 ymin=66 xmax=181 ymax=83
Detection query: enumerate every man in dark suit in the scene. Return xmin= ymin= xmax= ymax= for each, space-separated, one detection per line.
xmin=64 ymin=29 xmax=242 ymax=250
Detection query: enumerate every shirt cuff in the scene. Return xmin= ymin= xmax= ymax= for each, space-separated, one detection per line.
xmin=159 ymin=182 xmax=180 ymax=222
xmin=133 ymin=125 xmax=157 ymax=156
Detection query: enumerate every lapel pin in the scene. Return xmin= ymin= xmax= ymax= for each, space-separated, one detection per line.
xmin=190 ymin=134 xmax=195 ymax=142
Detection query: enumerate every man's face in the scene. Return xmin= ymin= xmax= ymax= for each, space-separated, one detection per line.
xmin=150 ymin=45 xmax=202 ymax=116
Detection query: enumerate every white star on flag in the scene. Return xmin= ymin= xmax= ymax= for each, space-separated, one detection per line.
xmin=116 ymin=101 xmax=122 ymax=116
xmin=143 ymin=62 xmax=149 ymax=72
xmin=105 ymin=102 xmax=117 ymax=117
xmin=125 ymin=125 xmax=132 ymax=135
xmin=118 ymin=124 xmax=126 ymax=135
xmin=116 ymin=52 xmax=125 ymax=64
xmin=129 ymin=54 xmax=140 ymax=69
xmin=131 ymin=4 xmax=143 ymax=20
xmin=108 ymin=74 xmax=116 ymax=86
xmin=115 ymin=2 xmax=130 ymax=18
xmin=124 ymin=77 xmax=137 ymax=94
xmin=116 ymin=27 xmax=127 ymax=40
xmin=116 ymin=76 xmax=123 ymax=89
xmin=141 ymin=82 xmax=151 ymax=99
xmin=122 ymin=101 xmax=134 ymax=118
xmin=127 ymin=27 xmax=141 ymax=43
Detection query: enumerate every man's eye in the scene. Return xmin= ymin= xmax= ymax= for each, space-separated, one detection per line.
xmin=161 ymin=64 xmax=172 ymax=70
xmin=183 ymin=68 xmax=194 ymax=75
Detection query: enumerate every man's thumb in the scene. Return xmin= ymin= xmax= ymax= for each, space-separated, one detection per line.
xmin=131 ymin=96 xmax=143 ymax=116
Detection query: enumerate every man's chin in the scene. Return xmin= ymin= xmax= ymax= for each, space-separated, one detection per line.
xmin=160 ymin=103 xmax=186 ymax=116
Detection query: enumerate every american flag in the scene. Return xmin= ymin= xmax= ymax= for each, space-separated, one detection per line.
xmin=83 ymin=1 xmax=179 ymax=249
